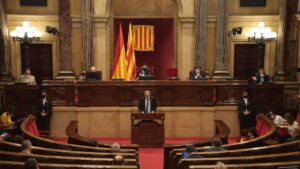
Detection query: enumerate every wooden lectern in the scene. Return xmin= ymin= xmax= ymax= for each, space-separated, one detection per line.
xmin=131 ymin=113 xmax=165 ymax=147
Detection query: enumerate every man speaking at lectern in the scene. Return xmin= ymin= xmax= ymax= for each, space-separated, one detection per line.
xmin=138 ymin=90 xmax=157 ymax=114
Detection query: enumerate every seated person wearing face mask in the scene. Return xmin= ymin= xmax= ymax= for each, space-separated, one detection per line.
xmin=18 ymin=68 xmax=36 ymax=85
xmin=190 ymin=66 xmax=206 ymax=80
xmin=268 ymin=110 xmax=285 ymax=127
xmin=251 ymin=68 xmax=270 ymax=84
xmin=136 ymin=63 xmax=152 ymax=80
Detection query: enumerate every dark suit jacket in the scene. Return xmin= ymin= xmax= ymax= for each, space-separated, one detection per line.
xmin=138 ymin=97 xmax=157 ymax=113
xmin=36 ymin=98 xmax=53 ymax=117
xmin=189 ymin=71 xmax=206 ymax=80
xmin=238 ymin=98 xmax=256 ymax=130
xmin=238 ymin=98 xmax=254 ymax=116
xmin=255 ymin=74 xmax=270 ymax=84
xmin=85 ymin=72 xmax=101 ymax=80
xmin=136 ymin=68 xmax=151 ymax=80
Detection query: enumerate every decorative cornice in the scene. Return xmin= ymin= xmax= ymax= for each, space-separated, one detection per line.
xmin=229 ymin=15 xmax=279 ymax=23
xmin=93 ymin=16 xmax=110 ymax=23
xmin=178 ymin=16 xmax=195 ymax=23
xmin=7 ymin=14 xmax=58 ymax=22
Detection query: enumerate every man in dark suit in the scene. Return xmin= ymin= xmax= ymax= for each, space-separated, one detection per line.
xmin=85 ymin=66 xmax=101 ymax=80
xmin=36 ymin=91 xmax=52 ymax=131
xmin=138 ymin=90 xmax=157 ymax=114
xmin=251 ymin=68 xmax=270 ymax=84
xmin=238 ymin=91 xmax=256 ymax=132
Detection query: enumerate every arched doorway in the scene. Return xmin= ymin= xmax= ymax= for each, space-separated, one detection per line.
xmin=108 ymin=0 xmax=180 ymax=80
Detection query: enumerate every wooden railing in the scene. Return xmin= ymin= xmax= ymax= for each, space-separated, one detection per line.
xmin=164 ymin=113 xmax=277 ymax=169
xmin=65 ymin=120 xmax=139 ymax=150
xmin=21 ymin=115 xmax=137 ymax=153
xmin=164 ymin=120 xmax=231 ymax=169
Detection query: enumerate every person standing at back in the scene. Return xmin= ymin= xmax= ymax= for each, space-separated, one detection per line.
xmin=36 ymin=91 xmax=52 ymax=131
xmin=138 ymin=90 xmax=157 ymax=114
xmin=238 ymin=91 xmax=256 ymax=132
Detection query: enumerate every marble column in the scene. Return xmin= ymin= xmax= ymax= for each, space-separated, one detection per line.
xmin=212 ymin=0 xmax=231 ymax=79
xmin=194 ymin=0 xmax=208 ymax=69
xmin=298 ymin=0 xmax=300 ymax=13
xmin=274 ymin=0 xmax=288 ymax=81
xmin=56 ymin=0 xmax=75 ymax=80
xmin=297 ymin=15 xmax=300 ymax=81
xmin=0 ymin=0 xmax=13 ymax=81
xmin=81 ymin=0 xmax=94 ymax=71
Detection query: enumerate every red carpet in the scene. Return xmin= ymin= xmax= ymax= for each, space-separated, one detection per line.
xmin=139 ymin=148 xmax=164 ymax=169
xmin=50 ymin=137 xmax=238 ymax=169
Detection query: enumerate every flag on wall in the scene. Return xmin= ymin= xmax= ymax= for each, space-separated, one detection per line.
xmin=126 ymin=23 xmax=137 ymax=81
xmin=112 ymin=23 xmax=127 ymax=80
xmin=132 ymin=25 xmax=154 ymax=51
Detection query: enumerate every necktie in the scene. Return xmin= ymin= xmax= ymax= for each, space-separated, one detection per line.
xmin=43 ymin=99 xmax=46 ymax=112
xmin=145 ymin=99 xmax=150 ymax=113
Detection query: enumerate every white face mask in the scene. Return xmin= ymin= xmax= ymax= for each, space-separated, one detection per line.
xmin=270 ymin=115 xmax=275 ymax=119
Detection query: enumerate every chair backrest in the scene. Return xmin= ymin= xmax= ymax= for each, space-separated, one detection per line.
xmin=26 ymin=119 xmax=40 ymax=137
xmin=167 ymin=68 xmax=178 ymax=78
xmin=296 ymin=111 xmax=300 ymax=124
xmin=256 ymin=118 xmax=264 ymax=135
xmin=83 ymin=71 xmax=102 ymax=80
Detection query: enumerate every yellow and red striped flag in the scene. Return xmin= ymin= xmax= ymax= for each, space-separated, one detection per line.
xmin=112 ymin=23 xmax=127 ymax=80
xmin=126 ymin=23 xmax=137 ymax=81
xmin=132 ymin=25 xmax=154 ymax=51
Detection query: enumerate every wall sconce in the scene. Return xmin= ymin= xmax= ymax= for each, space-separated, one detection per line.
xmin=228 ymin=27 xmax=243 ymax=36
xmin=45 ymin=26 xmax=58 ymax=35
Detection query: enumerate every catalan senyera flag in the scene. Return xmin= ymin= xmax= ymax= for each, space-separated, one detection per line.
xmin=132 ymin=25 xmax=154 ymax=51
xmin=126 ymin=23 xmax=137 ymax=81
xmin=112 ymin=23 xmax=127 ymax=80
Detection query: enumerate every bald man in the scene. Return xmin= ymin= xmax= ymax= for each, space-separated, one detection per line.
xmin=138 ymin=90 xmax=157 ymax=114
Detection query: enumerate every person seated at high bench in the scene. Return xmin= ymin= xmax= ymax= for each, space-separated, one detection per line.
xmin=85 ymin=66 xmax=101 ymax=80
xmin=18 ymin=68 xmax=36 ymax=85
xmin=138 ymin=90 xmax=157 ymax=114
xmin=189 ymin=65 xmax=206 ymax=80
xmin=250 ymin=68 xmax=270 ymax=84
xmin=136 ymin=63 xmax=152 ymax=80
